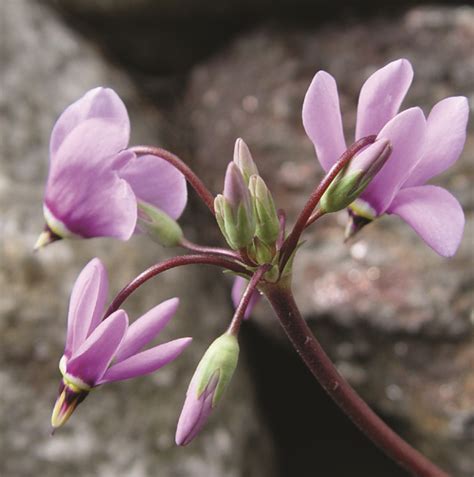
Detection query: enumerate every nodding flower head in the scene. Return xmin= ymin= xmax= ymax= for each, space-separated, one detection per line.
xmin=303 ymin=59 xmax=468 ymax=257
xmin=37 ymin=87 xmax=187 ymax=249
xmin=51 ymin=258 xmax=192 ymax=430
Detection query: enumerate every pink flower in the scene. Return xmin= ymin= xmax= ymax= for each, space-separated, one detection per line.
xmin=303 ymin=59 xmax=468 ymax=256
xmin=51 ymin=258 xmax=191 ymax=429
xmin=40 ymin=88 xmax=187 ymax=245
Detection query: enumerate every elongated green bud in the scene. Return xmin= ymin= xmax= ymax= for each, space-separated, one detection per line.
xmin=320 ymin=139 xmax=392 ymax=213
xmin=233 ymin=138 xmax=259 ymax=184
xmin=214 ymin=163 xmax=256 ymax=249
xmin=249 ymin=175 xmax=279 ymax=246
xmin=137 ymin=201 xmax=183 ymax=247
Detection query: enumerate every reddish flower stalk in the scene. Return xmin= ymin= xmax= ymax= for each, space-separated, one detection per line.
xmin=131 ymin=146 xmax=216 ymax=214
xmin=279 ymin=136 xmax=375 ymax=269
xmin=179 ymin=237 xmax=242 ymax=261
xmin=227 ymin=264 xmax=270 ymax=336
xmin=104 ymin=255 xmax=248 ymax=318
xmin=263 ymin=282 xmax=449 ymax=477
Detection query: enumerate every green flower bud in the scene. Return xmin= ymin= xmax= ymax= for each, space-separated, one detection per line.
xmin=249 ymin=175 xmax=280 ymax=246
xmin=320 ymin=139 xmax=391 ymax=214
xmin=137 ymin=201 xmax=183 ymax=247
xmin=214 ymin=163 xmax=256 ymax=250
xmin=195 ymin=334 xmax=239 ymax=406
xmin=233 ymin=138 xmax=259 ymax=184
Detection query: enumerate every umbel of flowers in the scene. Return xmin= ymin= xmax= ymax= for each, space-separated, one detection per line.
xmin=37 ymin=59 xmax=467 ymax=477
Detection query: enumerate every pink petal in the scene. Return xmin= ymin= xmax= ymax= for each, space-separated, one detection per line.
xmin=67 ymin=310 xmax=129 ymax=386
xmin=99 ymin=337 xmax=192 ymax=384
xmin=114 ymin=298 xmax=180 ymax=363
xmin=361 ymin=107 xmax=427 ymax=215
xmin=231 ymin=277 xmax=261 ymax=320
xmin=403 ymin=97 xmax=469 ymax=187
xmin=45 ymin=119 xmax=137 ymax=239
xmin=118 ymin=154 xmax=187 ymax=220
xmin=175 ymin=371 xmax=219 ymax=446
xmin=302 ymin=71 xmax=347 ymax=172
xmin=50 ymin=87 xmax=130 ymax=156
xmin=387 ymin=185 xmax=465 ymax=257
xmin=65 ymin=258 xmax=109 ymax=357
xmin=356 ymin=59 xmax=414 ymax=139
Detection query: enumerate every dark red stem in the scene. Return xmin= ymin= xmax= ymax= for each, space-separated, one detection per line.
xmin=131 ymin=146 xmax=215 ymax=214
xmin=279 ymin=136 xmax=375 ymax=269
xmin=179 ymin=237 xmax=242 ymax=261
xmin=264 ymin=283 xmax=449 ymax=477
xmin=227 ymin=264 xmax=270 ymax=336
xmin=104 ymin=254 xmax=248 ymax=318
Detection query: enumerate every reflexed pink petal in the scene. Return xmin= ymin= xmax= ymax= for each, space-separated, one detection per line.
xmin=114 ymin=298 xmax=180 ymax=363
xmin=119 ymin=154 xmax=187 ymax=220
xmin=99 ymin=337 xmax=192 ymax=384
xmin=231 ymin=277 xmax=261 ymax=320
xmin=403 ymin=97 xmax=469 ymax=187
xmin=361 ymin=107 xmax=426 ymax=215
xmin=356 ymin=59 xmax=413 ymax=139
xmin=45 ymin=120 xmax=137 ymax=239
xmin=302 ymin=71 xmax=347 ymax=172
xmin=65 ymin=258 xmax=109 ymax=357
xmin=67 ymin=310 xmax=128 ymax=385
xmin=175 ymin=371 xmax=219 ymax=446
xmin=49 ymin=118 xmax=131 ymax=178
xmin=50 ymin=87 xmax=130 ymax=156
xmin=387 ymin=185 xmax=465 ymax=257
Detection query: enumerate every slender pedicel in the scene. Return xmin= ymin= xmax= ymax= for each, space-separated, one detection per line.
xmin=227 ymin=265 xmax=270 ymax=336
xmin=104 ymin=255 xmax=249 ymax=318
xmin=179 ymin=238 xmax=243 ymax=261
xmin=131 ymin=146 xmax=215 ymax=214
xmin=279 ymin=135 xmax=376 ymax=270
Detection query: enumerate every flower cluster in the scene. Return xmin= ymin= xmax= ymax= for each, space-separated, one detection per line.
xmin=40 ymin=58 xmax=468 ymax=454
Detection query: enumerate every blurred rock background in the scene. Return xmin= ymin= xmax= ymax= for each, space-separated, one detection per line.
xmin=0 ymin=0 xmax=472 ymax=476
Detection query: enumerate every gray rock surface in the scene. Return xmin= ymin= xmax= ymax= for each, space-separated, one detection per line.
xmin=182 ymin=6 xmax=474 ymax=476
xmin=0 ymin=1 xmax=274 ymax=476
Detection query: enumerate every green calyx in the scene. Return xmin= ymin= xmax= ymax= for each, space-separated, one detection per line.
xmin=249 ymin=175 xmax=280 ymax=246
xmin=195 ymin=334 xmax=239 ymax=407
xmin=319 ymin=169 xmax=369 ymax=213
xmin=137 ymin=202 xmax=184 ymax=247
xmin=215 ymin=195 xmax=256 ymax=250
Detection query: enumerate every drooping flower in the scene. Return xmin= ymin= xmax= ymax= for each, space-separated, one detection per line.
xmin=51 ymin=257 xmax=192 ymax=429
xmin=36 ymin=87 xmax=187 ymax=248
xmin=175 ymin=334 xmax=239 ymax=446
xmin=303 ymin=59 xmax=468 ymax=257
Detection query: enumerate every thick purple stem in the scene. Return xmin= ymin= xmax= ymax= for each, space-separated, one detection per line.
xmin=263 ymin=283 xmax=449 ymax=477
xmin=179 ymin=238 xmax=242 ymax=261
xmin=131 ymin=146 xmax=216 ymax=214
xmin=279 ymin=136 xmax=375 ymax=269
xmin=105 ymin=254 xmax=248 ymax=318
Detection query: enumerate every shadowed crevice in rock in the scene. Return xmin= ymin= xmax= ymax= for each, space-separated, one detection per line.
xmin=241 ymin=323 xmax=410 ymax=477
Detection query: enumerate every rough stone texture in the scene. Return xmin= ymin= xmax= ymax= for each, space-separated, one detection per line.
xmin=0 ymin=1 xmax=275 ymax=476
xmin=182 ymin=6 xmax=474 ymax=476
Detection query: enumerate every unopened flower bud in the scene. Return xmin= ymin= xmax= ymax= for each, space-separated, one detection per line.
xmin=320 ymin=139 xmax=392 ymax=213
xmin=248 ymin=175 xmax=279 ymax=246
xmin=175 ymin=334 xmax=239 ymax=446
xmin=214 ymin=163 xmax=256 ymax=249
xmin=137 ymin=201 xmax=184 ymax=247
xmin=233 ymin=138 xmax=259 ymax=184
